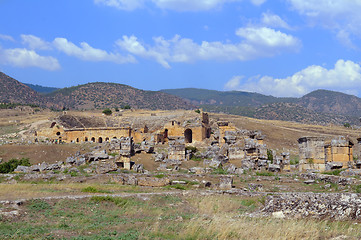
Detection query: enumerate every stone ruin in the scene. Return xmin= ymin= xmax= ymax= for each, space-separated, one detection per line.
xmin=298 ymin=136 xmax=354 ymax=171
xmin=109 ymin=137 xmax=135 ymax=170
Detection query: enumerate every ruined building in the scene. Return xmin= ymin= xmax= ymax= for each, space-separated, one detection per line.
xmin=298 ymin=136 xmax=354 ymax=171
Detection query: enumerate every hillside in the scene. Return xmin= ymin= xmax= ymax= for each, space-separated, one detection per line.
xmin=163 ymin=88 xmax=361 ymax=126
xmin=161 ymin=88 xmax=296 ymax=107
xmin=0 ymin=72 xmax=48 ymax=106
xmin=24 ymin=83 xmax=59 ymax=94
xmin=47 ymin=82 xmax=195 ymax=110
xmin=298 ymin=89 xmax=361 ymax=117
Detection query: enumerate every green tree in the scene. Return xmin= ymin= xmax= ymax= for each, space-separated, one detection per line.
xmin=102 ymin=108 xmax=112 ymax=115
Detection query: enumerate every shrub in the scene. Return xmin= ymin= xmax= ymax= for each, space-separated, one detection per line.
xmin=344 ymin=123 xmax=351 ymax=128
xmin=122 ymin=105 xmax=131 ymax=109
xmin=267 ymin=149 xmax=273 ymax=163
xmin=322 ymin=169 xmax=343 ymax=176
xmin=81 ymin=186 xmax=111 ymax=193
xmin=255 ymin=171 xmax=274 ymax=177
xmin=0 ymin=158 xmax=31 ymax=173
xmin=194 ymin=109 xmax=201 ymax=114
xmin=90 ymin=196 xmax=129 ymax=207
xmin=102 ymin=108 xmax=112 ymax=115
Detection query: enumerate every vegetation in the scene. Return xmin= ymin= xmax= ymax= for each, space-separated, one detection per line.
xmin=0 ymin=158 xmax=30 ymax=173
xmin=194 ymin=109 xmax=201 ymax=113
xmin=1 ymin=194 xmax=361 ymax=239
xmin=256 ymin=171 xmax=274 ymax=177
xmin=121 ymin=104 xmax=131 ymax=109
xmin=267 ymin=149 xmax=273 ymax=162
xmin=322 ymin=169 xmax=344 ymax=176
xmin=344 ymin=122 xmax=351 ymax=128
xmin=102 ymin=108 xmax=112 ymax=115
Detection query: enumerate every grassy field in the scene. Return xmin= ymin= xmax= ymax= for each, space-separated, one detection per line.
xmin=1 ymin=194 xmax=361 ymax=239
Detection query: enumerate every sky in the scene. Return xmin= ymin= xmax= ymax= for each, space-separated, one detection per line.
xmin=1 ymin=0 xmax=361 ymax=97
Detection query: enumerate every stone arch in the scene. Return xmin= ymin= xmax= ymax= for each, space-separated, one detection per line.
xmin=164 ymin=129 xmax=168 ymax=139
xmin=85 ymin=137 xmax=88 ymax=142
xmin=98 ymin=137 xmax=103 ymax=143
xmin=56 ymin=132 xmax=61 ymax=136
xmin=113 ymin=137 xmax=117 ymax=139
xmin=91 ymin=137 xmax=95 ymax=142
xmin=76 ymin=138 xmax=79 ymax=143
xmin=184 ymin=129 xmax=192 ymax=143
xmin=105 ymin=137 xmax=109 ymax=142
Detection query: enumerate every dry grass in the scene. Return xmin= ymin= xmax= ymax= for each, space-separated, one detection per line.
xmin=0 ymin=183 xmax=161 ymax=201
xmin=180 ymin=215 xmax=360 ymax=240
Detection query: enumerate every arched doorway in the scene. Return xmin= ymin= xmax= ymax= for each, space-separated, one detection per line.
xmin=85 ymin=137 xmax=88 ymax=142
xmin=164 ymin=129 xmax=168 ymax=139
xmin=91 ymin=137 xmax=95 ymax=142
xmin=98 ymin=137 xmax=103 ymax=143
xmin=184 ymin=129 xmax=192 ymax=143
xmin=76 ymin=138 xmax=79 ymax=143
xmin=105 ymin=137 xmax=109 ymax=142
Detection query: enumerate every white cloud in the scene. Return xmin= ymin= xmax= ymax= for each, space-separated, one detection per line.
xmin=53 ymin=38 xmax=136 ymax=64
xmin=116 ymin=27 xmax=300 ymax=68
xmin=94 ymin=0 xmax=144 ymax=11
xmin=287 ymin=0 xmax=361 ymax=46
xmin=94 ymin=0 xmax=265 ymax=11
xmin=261 ymin=12 xmax=291 ymax=29
xmin=21 ymin=34 xmax=52 ymax=50
xmin=224 ymin=59 xmax=361 ymax=97
xmin=0 ymin=48 xmax=60 ymax=71
xmin=0 ymin=34 xmax=14 ymax=42
xmin=250 ymin=0 xmax=266 ymax=6
xmin=224 ymin=76 xmax=243 ymax=90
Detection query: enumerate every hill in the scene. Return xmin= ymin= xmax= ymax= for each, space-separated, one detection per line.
xmin=298 ymin=89 xmax=361 ymax=117
xmin=161 ymin=88 xmax=297 ymax=107
xmin=46 ymin=82 xmax=195 ymax=110
xmin=24 ymin=83 xmax=59 ymax=94
xmin=0 ymin=72 xmax=48 ymax=106
xmin=162 ymin=88 xmax=361 ymax=126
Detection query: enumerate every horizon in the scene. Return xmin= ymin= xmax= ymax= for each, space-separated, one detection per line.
xmin=1 ymin=1 xmax=361 ymax=97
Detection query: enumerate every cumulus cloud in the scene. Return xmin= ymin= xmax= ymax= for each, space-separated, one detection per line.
xmin=224 ymin=59 xmax=361 ymax=97
xmin=116 ymin=27 xmax=300 ymax=68
xmin=94 ymin=0 xmax=265 ymax=11
xmin=287 ymin=0 xmax=361 ymax=46
xmin=224 ymin=76 xmax=243 ymax=90
xmin=261 ymin=12 xmax=291 ymax=29
xmin=0 ymin=48 xmax=60 ymax=71
xmin=21 ymin=34 xmax=52 ymax=50
xmin=53 ymin=38 xmax=136 ymax=64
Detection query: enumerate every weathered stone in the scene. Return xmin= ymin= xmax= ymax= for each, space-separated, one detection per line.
xmin=155 ymin=153 xmax=166 ymax=162
xmin=66 ymin=157 xmax=76 ymax=164
xmin=304 ymin=179 xmax=316 ymax=184
xmin=224 ymin=164 xmax=237 ymax=174
xmin=248 ymin=183 xmax=263 ymax=191
xmin=189 ymin=167 xmax=212 ymax=174
xmin=132 ymin=164 xmax=144 ymax=173
xmin=261 ymin=193 xmax=361 ymax=220
xmin=268 ymin=164 xmax=281 ymax=172
xmin=95 ymin=162 xmax=117 ymax=174
xmin=14 ymin=165 xmax=30 ymax=173
xmin=219 ymin=176 xmax=233 ymax=190
xmin=326 ymin=162 xmax=343 ymax=171
xmin=137 ymin=177 xmax=170 ymax=187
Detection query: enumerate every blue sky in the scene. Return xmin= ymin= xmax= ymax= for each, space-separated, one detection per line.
xmin=0 ymin=0 xmax=361 ymax=97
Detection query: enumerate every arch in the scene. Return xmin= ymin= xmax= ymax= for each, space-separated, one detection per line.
xmin=164 ymin=129 xmax=168 ymax=139
xmin=184 ymin=129 xmax=192 ymax=143
xmin=76 ymin=138 xmax=79 ymax=143
xmin=85 ymin=137 xmax=88 ymax=142
xmin=56 ymin=132 xmax=61 ymax=136
xmin=113 ymin=137 xmax=117 ymax=139
xmin=91 ymin=137 xmax=95 ymax=142
xmin=98 ymin=137 xmax=103 ymax=143
xmin=105 ymin=137 xmax=109 ymax=142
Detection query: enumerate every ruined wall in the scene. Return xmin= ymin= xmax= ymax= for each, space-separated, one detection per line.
xmin=325 ymin=137 xmax=353 ymax=168
xmin=298 ymin=137 xmax=326 ymax=171
xmin=65 ymin=127 xmax=131 ymax=143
